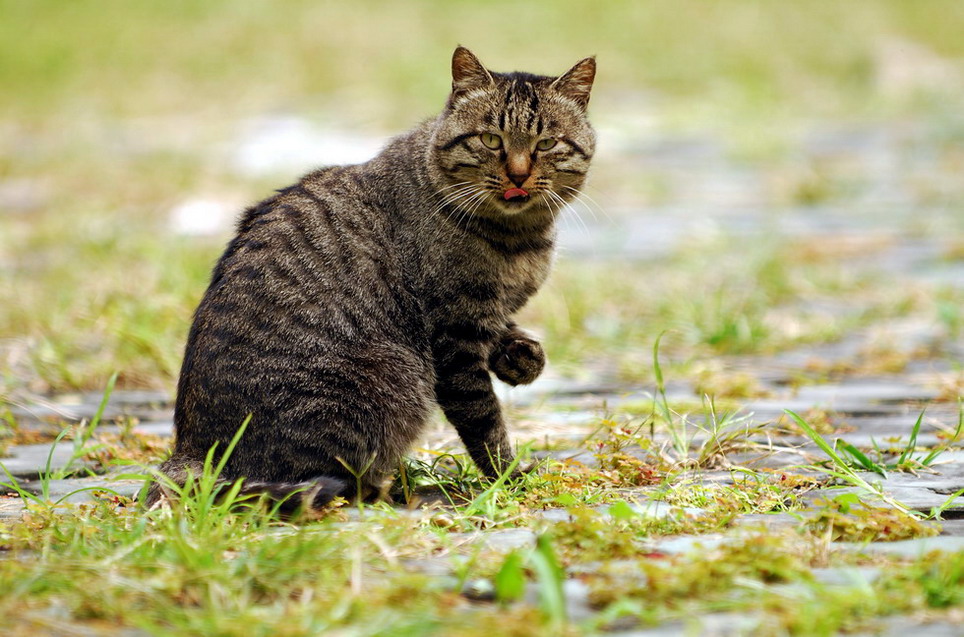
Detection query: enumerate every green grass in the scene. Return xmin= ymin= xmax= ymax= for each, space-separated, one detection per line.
xmin=3 ymin=1 xmax=963 ymax=125
xmin=1 ymin=426 xmax=959 ymax=635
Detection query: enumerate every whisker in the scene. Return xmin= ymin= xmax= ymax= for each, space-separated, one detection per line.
xmin=546 ymin=189 xmax=592 ymax=246
xmin=563 ymin=185 xmax=612 ymax=223
xmin=418 ymin=182 xmax=482 ymax=245
xmin=436 ymin=180 xmax=474 ymax=193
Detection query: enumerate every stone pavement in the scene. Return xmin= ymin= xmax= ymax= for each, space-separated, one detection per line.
xmin=2 ymin=348 xmax=962 ymax=634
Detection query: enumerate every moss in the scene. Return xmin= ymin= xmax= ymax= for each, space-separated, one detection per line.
xmin=586 ymin=533 xmax=813 ymax=608
xmin=804 ymin=498 xmax=941 ymax=542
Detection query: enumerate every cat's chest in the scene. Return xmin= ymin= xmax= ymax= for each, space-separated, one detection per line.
xmin=495 ymin=249 xmax=551 ymax=309
xmin=445 ymin=237 xmax=552 ymax=313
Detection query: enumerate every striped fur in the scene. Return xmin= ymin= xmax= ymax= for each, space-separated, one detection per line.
xmin=146 ymin=47 xmax=596 ymax=512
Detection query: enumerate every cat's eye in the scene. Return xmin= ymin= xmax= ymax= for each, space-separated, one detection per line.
xmin=480 ymin=133 xmax=502 ymax=150
xmin=536 ymin=138 xmax=557 ymax=151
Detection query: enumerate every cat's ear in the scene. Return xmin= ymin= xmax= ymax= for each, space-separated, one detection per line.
xmin=552 ymin=56 xmax=596 ymax=109
xmin=451 ymin=46 xmax=494 ymax=97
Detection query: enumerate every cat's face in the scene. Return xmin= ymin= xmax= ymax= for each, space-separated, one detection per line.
xmin=430 ymin=47 xmax=596 ymax=219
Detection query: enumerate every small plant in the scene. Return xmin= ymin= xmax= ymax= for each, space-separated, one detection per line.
xmin=785 ymin=409 xmax=911 ymax=514
xmin=836 ymin=410 xmax=962 ymax=477
xmin=655 ymin=469 xmax=807 ymax=514
xmin=586 ymin=532 xmax=812 ymax=609
xmin=804 ymin=494 xmax=940 ymax=542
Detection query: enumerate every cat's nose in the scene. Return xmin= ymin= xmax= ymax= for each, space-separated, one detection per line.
xmin=508 ymin=171 xmax=530 ymax=187
xmin=506 ymin=153 xmax=531 ymax=187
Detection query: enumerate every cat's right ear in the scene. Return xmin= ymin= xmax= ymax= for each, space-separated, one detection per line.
xmin=451 ymin=46 xmax=494 ymax=98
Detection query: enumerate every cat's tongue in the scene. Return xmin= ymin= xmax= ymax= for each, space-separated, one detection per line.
xmin=504 ymin=187 xmax=529 ymax=201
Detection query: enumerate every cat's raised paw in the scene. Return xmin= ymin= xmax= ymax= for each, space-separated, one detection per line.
xmin=490 ymin=337 xmax=545 ymax=386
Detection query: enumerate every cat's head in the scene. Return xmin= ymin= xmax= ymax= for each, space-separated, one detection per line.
xmin=429 ymin=47 xmax=596 ymax=219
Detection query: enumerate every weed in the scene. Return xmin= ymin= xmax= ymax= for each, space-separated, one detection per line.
xmin=804 ymin=494 xmax=940 ymax=542
xmin=586 ymin=532 xmax=813 ymax=609
xmin=655 ymin=469 xmax=808 ymax=514
xmin=786 ymin=410 xmax=912 ymax=514
xmin=546 ymin=504 xmax=734 ymax=566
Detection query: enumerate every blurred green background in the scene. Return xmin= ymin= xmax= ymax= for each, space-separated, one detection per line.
xmin=1 ymin=0 xmax=962 ymax=394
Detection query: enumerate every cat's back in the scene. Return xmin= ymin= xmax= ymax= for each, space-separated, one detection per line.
xmin=207 ymin=165 xmax=418 ymax=338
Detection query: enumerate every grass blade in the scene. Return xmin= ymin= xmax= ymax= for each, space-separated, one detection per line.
xmin=837 ymin=440 xmax=886 ymax=477
xmin=786 ymin=410 xmax=912 ymax=515
xmin=897 ymin=411 xmax=925 ymax=467
xmin=532 ymin=534 xmax=567 ymax=628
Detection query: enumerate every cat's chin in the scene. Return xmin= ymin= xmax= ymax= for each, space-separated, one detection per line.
xmin=498 ymin=200 xmax=533 ymax=215
xmin=493 ymin=195 xmax=550 ymax=217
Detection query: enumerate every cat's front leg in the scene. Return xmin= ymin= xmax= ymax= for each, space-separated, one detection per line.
xmin=489 ymin=322 xmax=546 ymax=386
xmin=433 ymin=338 xmax=514 ymax=478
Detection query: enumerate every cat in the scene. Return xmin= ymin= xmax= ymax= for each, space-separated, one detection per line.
xmin=146 ymin=47 xmax=596 ymax=512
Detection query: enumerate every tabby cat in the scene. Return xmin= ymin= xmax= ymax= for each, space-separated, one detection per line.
xmin=146 ymin=47 xmax=596 ymax=511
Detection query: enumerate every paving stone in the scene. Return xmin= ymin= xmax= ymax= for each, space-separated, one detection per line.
xmin=18 ymin=477 xmax=144 ymax=504
xmin=560 ymin=578 xmax=594 ymax=623
xmin=810 ymin=566 xmax=881 ymax=586
xmin=401 ymin=557 xmax=453 ymax=577
xmin=624 ymin=501 xmax=706 ymax=520
xmin=853 ymin=617 xmax=964 ymax=637
xmin=477 ymin=528 xmax=535 ymax=551
xmin=734 ymin=513 xmax=802 ymax=531
xmin=130 ymin=421 xmax=174 ymax=437
xmin=6 ymin=391 xmax=172 ymax=430
xmin=611 ymin=612 xmax=762 ymax=636
xmin=938 ymin=519 xmax=964 ymax=537
xmin=532 ymin=448 xmax=595 ymax=465
xmin=804 ymin=485 xmax=964 ymax=514
xmin=652 ymin=534 xmax=730 ymax=555
xmin=0 ymin=495 xmax=27 ymax=520
xmin=854 ymin=466 xmax=964 ymax=494
xmin=498 ymin=377 xmax=625 ymax=406
xmin=0 ymin=443 xmax=80 ymax=480
xmin=794 ymin=381 xmax=940 ymax=405
xmin=535 ymin=501 xmax=706 ymax=524
xmin=837 ymin=535 xmax=964 ymax=557
xmin=79 ymin=390 xmax=170 ymax=407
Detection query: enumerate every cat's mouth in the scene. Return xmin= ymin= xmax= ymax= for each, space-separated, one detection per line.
xmin=504 ymin=187 xmax=529 ymax=202
xmin=501 ymin=188 xmax=532 ymax=211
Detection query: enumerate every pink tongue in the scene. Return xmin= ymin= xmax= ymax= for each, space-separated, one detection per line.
xmin=504 ymin=187 xmax=529 ymax=201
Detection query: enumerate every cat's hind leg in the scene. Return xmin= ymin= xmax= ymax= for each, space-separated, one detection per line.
xmin=143 ymin=455 xmax=346 ymax=515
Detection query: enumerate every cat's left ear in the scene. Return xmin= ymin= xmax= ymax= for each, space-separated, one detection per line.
xmin=552 ymin=56 xmax=596 ymax=110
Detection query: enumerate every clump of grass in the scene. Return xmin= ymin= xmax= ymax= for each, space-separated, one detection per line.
xmin=584 ymin=534 xmax=963 ymax=634
xmin=653 ymin=470 xmax=809 ymax=515
xmin=546 ymin=504 xmax=733 ymax=566
xmin=586 ymin=533 xmax=813 ymax=609
xmin=791 ymin=407 xmax=963 ymax=488
xmin=804 ymin=494 xmax=940 ymax=542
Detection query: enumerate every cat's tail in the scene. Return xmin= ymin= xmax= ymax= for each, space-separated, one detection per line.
xmin=234 ymin=477 xmax=347 ymax=515
xmin=143 ymin=456 xmax=347 ymax=516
